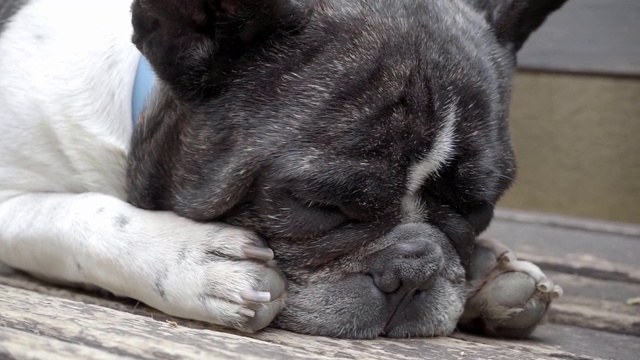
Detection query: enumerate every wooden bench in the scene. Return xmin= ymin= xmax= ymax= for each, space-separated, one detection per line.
xmin=2 ymin=2 xmax=639 ymax=359
xmin=1 ymin=210 xmax=638 ymax=359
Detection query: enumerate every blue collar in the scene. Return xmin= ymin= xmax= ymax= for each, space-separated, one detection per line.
xmin=131 ymin=55 xmax=156 ymax=126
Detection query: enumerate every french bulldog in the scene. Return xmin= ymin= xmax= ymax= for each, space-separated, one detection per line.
xmin=126 ymin=0 xmax=566 ymax=338
xmin=0 ymin=0 xmax=564 ymax=339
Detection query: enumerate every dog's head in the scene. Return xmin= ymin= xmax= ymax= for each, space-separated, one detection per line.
xmin=127 ymin=0 xmax=566 ymax=338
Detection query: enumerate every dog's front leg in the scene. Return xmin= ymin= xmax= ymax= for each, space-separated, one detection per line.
xmin=0 ymin=192 xmax=285 ymax=332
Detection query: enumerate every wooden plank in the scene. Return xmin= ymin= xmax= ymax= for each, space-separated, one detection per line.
xmin=494 ymin=209 xmax=640 ymax=238
xmin=485 ymin=212 xmax=640 ymax=268
xmin=0 ymin=284 xmax=328 ymax=360
xmin=2 ymin=210 xmax=639 ymax=358
xmin=543 ymin=271 xmax=640 ymax=304
xmin=517 ymin=252 xmax=640 ymax=284
xmin=487 ymin=210 xmax=640 ymax=282
xmin=518 ymin=0 xmax=640 ymax=76
xmin=455 ymin=324 xmax=640 ymax=360
xmin=0 ymin=283 xmax=611 ymax=360
xmin=3 ymin=266 xmax=639 ymax=359
xmin=255 ymin=329 xmax=574 ymax=360
xmin=528 ymin=271 xmax=640 ymax=336
xmin=0 ymin=327 xmax=136 ymax=360
xmin=548 ymin=296 xmax=640 ymax=336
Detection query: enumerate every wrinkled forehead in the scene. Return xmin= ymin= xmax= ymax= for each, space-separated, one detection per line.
xmin=157 ymin=0 xmax=512 ymax=221
xmin=264 ymin=102 xmax=459 ymax=214
xmin=266 ymin=151 xmax=405 ymax=214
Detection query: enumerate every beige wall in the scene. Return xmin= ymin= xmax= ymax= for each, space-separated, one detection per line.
xmin=498 ymin=72 xmax=640 ymax=224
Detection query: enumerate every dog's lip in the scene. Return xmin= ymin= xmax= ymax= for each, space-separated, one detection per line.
xmin=382 ymin=288 xmax=418 ymax=335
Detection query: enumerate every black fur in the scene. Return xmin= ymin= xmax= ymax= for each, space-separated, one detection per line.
xmin=0 ymin=0 xmax=29 ymax=34
xmin=127 ymin=0 xmax=566 ymax=338
xmin=467 ymin=0 xmax=569 ymax=51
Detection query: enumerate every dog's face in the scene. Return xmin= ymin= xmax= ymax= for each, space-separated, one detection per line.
xmin=127 ymin=0 xmax=566 ymax=338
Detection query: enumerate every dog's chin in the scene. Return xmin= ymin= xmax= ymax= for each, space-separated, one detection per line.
xmin=271 ymin=271 xmax=466 ymax=339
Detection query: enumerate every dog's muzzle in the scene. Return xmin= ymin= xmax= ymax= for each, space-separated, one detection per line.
xmin=364 ymin=224 xmax=445 ymax=333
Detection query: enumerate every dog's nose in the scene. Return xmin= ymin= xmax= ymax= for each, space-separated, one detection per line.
xmin=369 ymin=237 xmax=443 ymax=294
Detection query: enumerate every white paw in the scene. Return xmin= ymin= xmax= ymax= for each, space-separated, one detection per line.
xmin=459 ymin=238 xmax=562 ymax=338
xmin=130 ymin=220 xmax=286 ymax=332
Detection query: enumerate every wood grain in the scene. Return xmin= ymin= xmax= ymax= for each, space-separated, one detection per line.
xmin=0 ymin=284 xmax=326 ymax=360
xmin=518 ymin=252 xmax=640 ymax=285
xmin=548 ymin=296 xmax=640 ymax=336
xmin=2 ymin=210 xmax=640 ymax=359
xmin=543 ymin=271 xmax=640 ymax=304
xmin=486 ymin=216 xmax=640 ymax=269
xmin=0 ymin=283 xmax=605 ymax=360
xmin=0 ymin=328 xmax=135 ymax=360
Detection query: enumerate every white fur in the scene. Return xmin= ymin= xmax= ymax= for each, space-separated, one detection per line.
xmin=402 ymin=102 xmax=457 ymax=220
xmin=0 ymin=0 xmax=278 ymax=330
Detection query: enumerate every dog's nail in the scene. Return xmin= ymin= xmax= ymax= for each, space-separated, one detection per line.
xmin=241 ymin=290 xmax=272 ymax=302
xmin=240 ymin=308 xmax=256 ymax=318
xmin=242 ymin=246 xmax=274 ymax=260
xmin=537 ymin=278 xmax=553 ymax=293
xmin=551 ymin=285 xmax=563 ymax=299
xmin=500 ymin=252 xmax=516 ymax=264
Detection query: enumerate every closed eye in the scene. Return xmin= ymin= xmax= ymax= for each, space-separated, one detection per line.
xmin=303 ymin=200 xmax=341 ymax=213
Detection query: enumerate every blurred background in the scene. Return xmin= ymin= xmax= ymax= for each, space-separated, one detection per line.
xmin=499 ymin=0 xmax=640 ymax=224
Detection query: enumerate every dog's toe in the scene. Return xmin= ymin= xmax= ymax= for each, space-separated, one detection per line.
xmin=176 ymin=264 xmax=287 ymax=333
xmin=238 ymin=267 xmax=287 ymax=332
xmin=241 ymin=267 xmax=287 ymax=302
xmin=472 ymin=271 xmax=551 ymax=338
xmin=133 ymin=224 xmax=288 ymax=333
xmin=458 ymin=238 xmax=562 ymax=338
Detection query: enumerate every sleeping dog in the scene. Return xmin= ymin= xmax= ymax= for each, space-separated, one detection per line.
xmin=0 ymin=0 xmax=565 ymax=338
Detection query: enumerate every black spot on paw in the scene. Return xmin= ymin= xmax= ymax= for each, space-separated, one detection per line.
xmin=155 ymin=280 xmax=166 ymax=299
xmin=154 ymin=267 xmax=169 ymax=299
xmin=72 ymin=255 xmax=83 ymax=271
xmin=114 ymin=215 xmax=130 ymax=229
xmin=206 ymin=249 xmax=228 ymax=259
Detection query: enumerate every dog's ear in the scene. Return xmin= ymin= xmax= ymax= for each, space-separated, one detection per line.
xmin=131 ymin=0 xmax=306 ymax=101
xmin=469 ymin=0 xmax=567 ymax=52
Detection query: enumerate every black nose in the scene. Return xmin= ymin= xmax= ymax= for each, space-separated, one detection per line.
xmin=368 ymin=237 xmax=443 ymax=294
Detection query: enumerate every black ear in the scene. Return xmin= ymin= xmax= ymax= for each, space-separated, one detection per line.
xmin=469 ymin=0 xmax=567 ymax=52
xmin=131 ymin=0 xmax=306 ymax=101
